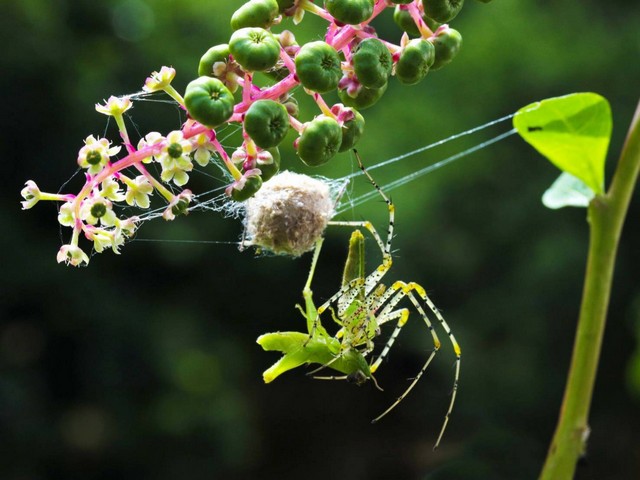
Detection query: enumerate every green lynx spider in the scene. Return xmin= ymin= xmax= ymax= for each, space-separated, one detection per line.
xmin=257 ymin=151 xmax=461 ymax=448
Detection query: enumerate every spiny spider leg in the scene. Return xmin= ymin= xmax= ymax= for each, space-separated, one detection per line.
xmin=369 ymin=280 xmax=461 ymax=450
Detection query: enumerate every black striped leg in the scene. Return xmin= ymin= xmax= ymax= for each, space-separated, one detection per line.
xmin=326 ymin=220 xmax=393 ymax=300
xmin=370 ymin=281 xmax=461 ymax=450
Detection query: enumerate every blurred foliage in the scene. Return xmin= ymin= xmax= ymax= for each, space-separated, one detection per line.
xmin=2 ymin=0 xmax=640 ymax=479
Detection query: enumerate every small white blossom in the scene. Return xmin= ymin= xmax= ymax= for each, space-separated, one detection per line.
xmin=88 ymin=229 xmax=117 ymax=254
xmin=137 ymin=131 xmax=165 ymax=163
xmin=77 ymin=135 xmax=121 ymax=174
xmin=143 ymin=66 xmax=176 ymax=93
xmin=158 ymin=131 xmax=193 ymax=186
xmin=57 ymin=244 xmax=90 ymax=267
xmin=163 ymin=190 xmax=193 ymax=221
xmin=95 ymin=95 xmax=133 ymax=117
xmin=58 ymin=202 xmax=75 ymax=227
xmin=118 ymin=217 xmax=138 ymax=238
xmin=191 ymin=133 xmax=217 ymax=167
xmin=80 ymin=197 xmax=117 ymax=227
xmin=125 ymin=175 xmax=153 ymax=208
xmin=101 ymin=177 xmax=126 ymax=202
xmin=20 ymin=180 xmax=41 ymax=210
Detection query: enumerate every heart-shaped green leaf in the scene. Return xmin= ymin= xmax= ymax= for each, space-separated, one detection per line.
xmin=513 ymin=92 xmax=612 ymax=195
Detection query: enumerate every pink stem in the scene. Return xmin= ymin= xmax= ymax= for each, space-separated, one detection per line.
xmin=279 ymin=46 xmax=297 ymax=73
xmin=242 ymin=72 xmax=253 ymax=105
xmin=364 ymin=0 xmax=390 ymax=25
xmin=407 ymin=1 xmax=434 ymax=38
xmin=233 ymin=74 xmax=299 ymax=114
xmin=330 ymin=25 xmax=359 ymax=51
xmin=289 ymin=115 xmax=305 ymax=133
xmin=354 ymin=29 xmax=402 ymax=54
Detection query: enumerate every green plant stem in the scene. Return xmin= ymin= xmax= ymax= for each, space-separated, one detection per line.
xmin=540 ymin=99 xmax=640 ymax=479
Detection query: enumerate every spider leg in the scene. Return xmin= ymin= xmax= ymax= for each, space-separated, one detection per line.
xmin=312 ymin=374 xmax=348 ymax=381
xmin=324 ymin=151 xmax=396 ymax=302
xmin=306 ymin=351 xmax=345 ymax=376
xmin=370 ymin=281 xmax=461 ymax=450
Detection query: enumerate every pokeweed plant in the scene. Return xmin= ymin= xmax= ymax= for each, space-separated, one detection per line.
xmin=19 ymin=0 xmax=484 ymax=267
xmin=513 ymin=93 xmax=640 ymax=479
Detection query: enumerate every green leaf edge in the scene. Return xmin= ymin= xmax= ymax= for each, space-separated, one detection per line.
xmin=513 ymin=92 xmax=612 ymax=195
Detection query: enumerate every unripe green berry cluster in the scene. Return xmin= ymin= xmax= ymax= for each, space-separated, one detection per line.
xmin=185 ymin=0 xmax=474 ymax=200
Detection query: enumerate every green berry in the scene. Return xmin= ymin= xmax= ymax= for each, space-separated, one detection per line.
xmin=86 ymin=151 xmax=102 ymax=165
xmin=258 ymin=147 xmax=281 ymax=181
xmin=90 ymin=202 xmax=107 ymax=218
xmin=297 ymin=116 xmax=343 ymax=166
xmin=244 ymin=100 xmax=290 ymax=149
xmin=198 ymin=44 xmax=231 ymax=77
xmin=324 ymin=0 xmax=374 ymax=25
xmin=171 ymin=198 xmax=190 ymax=217
xmin=231 ymin=0 xmax=279 ymax=30
xmin=338 ymin=109 xmax=365 ymax=152
xmin=184 ymin=77 xmax=235 ymax=128
xmin=423 ymin=0 xmax=464 ymax=23
xmin=231 ymin=175 xmax=263 ymax=201
xmin=393 ymin=5 xmax=441 ymax=36
xmin=338 ymin=82 xmax=387 ymax=110
xmin=395 ymin=39 xmax=435 ymax=85
xmin=429 ymin=28 xmax=462 ymax=70
xmin=393 ymin=6 xmax=420 ymax=36
xmin=229 ymin=27 xmax=281 ymax=72
xmin=167 ymin=143 xmax=183 ymax=158
xmin=352 ymin=38 xmax=392 ymax=89
xmin=295 ymin=41 xmax=342 ymax=93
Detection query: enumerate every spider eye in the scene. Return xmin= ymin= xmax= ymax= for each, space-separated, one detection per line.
xmin=347 ymin=370 xmax=368 ymax=386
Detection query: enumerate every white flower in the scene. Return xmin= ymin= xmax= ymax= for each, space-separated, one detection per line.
xmin=137 ymin=131 xmax=165 ymax=163
xmin=125 ymin=175 xmax=153 ymax=208
xmin=88 ymin=229 xmax=117 ymax=254
xmin=118 ymin=217 xmax=138 ymax=238
xmin=58 ymin=202 xmax=75 ymax=227
xmin=158 ymin=131 xmax=193 ymax=186
xmin=163 ymin=190 xmax=193 ymax=221
xmin=143 ymin=66 xmax=176 ymax=93
xmin=80 ymin=197 xmax=117 ymax=227
xmin=95 ymin=95 xmax=133 ymax=117
xmin=77 ymin=135 xmax=121 ymax=174
xmin=191 ymin=133 xmax=217 ymax=167
xmin=20 ymin=180 xmax=41 ymax=210
xmin=57 ymin=244 xmax=90 ymax=267
xmin=101 ymin=177 xmax=126 ymax=202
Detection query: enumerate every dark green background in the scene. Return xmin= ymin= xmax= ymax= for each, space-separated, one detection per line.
xmin=2 ymin=1 xmax=640 ymax=479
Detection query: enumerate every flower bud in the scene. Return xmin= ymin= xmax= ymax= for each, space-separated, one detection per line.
xmin=20 ymin=180 xmax=41 ymax=210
